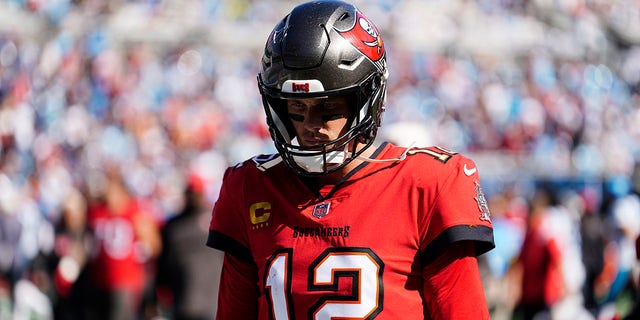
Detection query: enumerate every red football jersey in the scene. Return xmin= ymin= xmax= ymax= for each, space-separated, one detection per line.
xmin=208 ymin=142 xmax=494 ymax=319
xmin=88 ymin=199 xmax=148 ymax=292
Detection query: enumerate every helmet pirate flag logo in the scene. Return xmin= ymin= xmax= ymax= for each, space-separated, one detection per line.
xmin=337 ymin=11 xmax=384 ymax=62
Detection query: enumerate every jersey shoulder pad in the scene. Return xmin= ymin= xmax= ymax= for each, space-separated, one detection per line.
xmin=221 ymin=154 xmax=282 ymax=189
xmin=250 ymin=153 xmax=282 ymax=172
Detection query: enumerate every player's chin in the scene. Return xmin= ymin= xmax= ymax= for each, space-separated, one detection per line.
xmin=300 ymin=140 xmax=331 ymax=150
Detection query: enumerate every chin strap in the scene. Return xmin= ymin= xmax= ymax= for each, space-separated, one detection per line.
xmin=290 ymin=137 xmax=348 ymax=173
xmin=292 ymin=150 xmax=347 ymax=173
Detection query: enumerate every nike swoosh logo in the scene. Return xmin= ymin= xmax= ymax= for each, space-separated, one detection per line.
xmin=463 ymin=164 xmax=477 ymax=176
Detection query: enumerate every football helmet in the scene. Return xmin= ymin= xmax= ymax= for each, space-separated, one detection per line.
xmin=258 ymin=0 xmax=388 ymax=176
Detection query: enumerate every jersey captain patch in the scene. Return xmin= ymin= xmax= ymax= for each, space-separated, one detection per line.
xmin=250 ymin=201 xmax=271 ymax=229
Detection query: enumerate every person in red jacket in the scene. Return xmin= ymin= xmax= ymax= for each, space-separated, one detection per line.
xmin=513 ymin=188 xmax=565 ymax=320
xmin=206 ymin=1 xmax=495 ymax=319
xmin=86 ymin=171 xmax=161 ymax=320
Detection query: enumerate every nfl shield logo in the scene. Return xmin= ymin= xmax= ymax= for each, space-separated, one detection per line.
xmin=312 ymin=203 xmax=330 ymax=219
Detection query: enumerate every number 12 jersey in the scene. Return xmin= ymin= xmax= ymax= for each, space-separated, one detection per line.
xmin=207 ymin=142 xmax=495 ymax=319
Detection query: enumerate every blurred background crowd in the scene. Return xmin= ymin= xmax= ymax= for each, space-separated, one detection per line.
xmin=0 ymin=0 xmax=638 ymax=319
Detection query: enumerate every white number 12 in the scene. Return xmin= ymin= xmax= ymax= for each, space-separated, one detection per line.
xmin=265 ymin=247 xmax=384 ymax=320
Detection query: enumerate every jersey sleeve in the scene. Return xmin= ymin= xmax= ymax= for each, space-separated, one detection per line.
xmin=207 ymin=165 xmax=253 ymax=264
xmin=422 ymin=241 xmax=490 ymax=319
xmin=216 ymin=253 xmax=259 ymax=320
xmin=420 ymin=155 xmax=494 ymax=266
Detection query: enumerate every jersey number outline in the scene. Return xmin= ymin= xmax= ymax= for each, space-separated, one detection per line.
xmin=407 ymin=146 xmax=456 ymax=163
xmin=264 ymin=247 xmax=384 ymax=320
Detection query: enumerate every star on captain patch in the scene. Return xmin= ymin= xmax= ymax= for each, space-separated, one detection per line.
xmin=474 ymin=181 xmax=491 ymax=222
xmin=312 ymin=202 xmax=330 ymax=219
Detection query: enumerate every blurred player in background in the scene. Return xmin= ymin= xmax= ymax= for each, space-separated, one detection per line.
xmin=85 ymin=170 xmax=161 ymax=320
xmin=206 ymin=1 xmax=495 ymax=319
xmin=155 ymin=179 xmax=223 ymax=320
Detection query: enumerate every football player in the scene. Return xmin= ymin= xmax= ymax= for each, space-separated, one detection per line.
xmin=207 ymin=1 xmax=495 ymax=319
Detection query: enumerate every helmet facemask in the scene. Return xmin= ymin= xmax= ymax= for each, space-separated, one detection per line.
xmin=259 ymin=72 xmax=385 ymax=176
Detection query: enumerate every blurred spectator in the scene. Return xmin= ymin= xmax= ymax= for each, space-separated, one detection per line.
xmin=579 ymin=187 xmax=607 ymax=316
xmin=154 ymin=180 xmax=223 ymax=320
xmin=622 ymin=233 xmax=640 ymax=320
xmin=482 ymin=185 xmax=527 ymax=320
xmin=512 ymin=188 xmax=566 ymax=320
xmin=0 ymin=201 xmax=21 ymax=318
xmin=597 ymin=168 xmax=640 ymax=319
xmin=0 ymin=197 xmax=21 ymax=289
xmin=50 ymin=187 xmax=90 ymax=320
xmin=85 ymin=170 xmax=161 ymax=320
xmin=597 ymin=185 xmax=640 ymax=305
xmin=624 ymin=164 xmax=640 ymax=320
xmin=549 ymin=189 xmax=592 ymax=320
xmin=12 ymin=257 xmax=53 ymax=320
